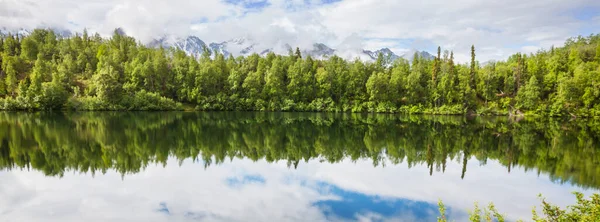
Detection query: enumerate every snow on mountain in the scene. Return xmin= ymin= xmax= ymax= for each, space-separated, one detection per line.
xmin=335 ymin=48 xmax=375 ymax=61
xmin=259 ymin=43 xmax=292 ymax=56
xmin=0 ymin=27 xmax=435 ymax=63
xmin=0 ymin=27 xmax=71 ymax=38
xmin=208 ymin=42 xmax=229 ymax=57
xmin=400 ymin=49 xmax=435 ymax=61
xmin=363 ymin=48 xmax=401 ymax=61
xmin=149 ymin=35 xmax=208 ymax=58
xmin=260 ymin=49 xmax=273 ymax=55
xmin=148 ymin=35 xmax=435 ymax=62
xmin=174 ymin=36 xmax=208 ymax=58
xmin=0 ymin=28 xmax=32 ymax=37
xmin=208 ymin=37 xmax=260 ymax=58
xmin=303 ymin=43 xmax=335 ymax=60
xmin=147 ymin=36 xmax=172 ymax=48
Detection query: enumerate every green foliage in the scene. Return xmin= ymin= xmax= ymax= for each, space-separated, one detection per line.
xmin=437 ymin=192 xmax=600 ymax=221
xmin=65 ymin=96 xmax=113 ymax=110
xmin=437 ymin=200 xmax=447 ymax=222
xmin=39 ymin=82 xmax=69 ymax=109
xmin=465 ymin=202 xmax=505 ymax=222
xmin=125 ymin=90 xmax=184 ymax=111
xmin=516 ymin=76 xmax=541 ymax=110
xmin=532 ymin=192 xmax=600 ymax=222
xmin=0 ymin=29 xmax=599 ymax=115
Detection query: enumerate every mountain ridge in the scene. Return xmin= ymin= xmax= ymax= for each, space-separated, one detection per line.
xmin=153 ymin=35 xmax=435 ymax=62
xmin=1 ymin=27 xmax=434 ymax=62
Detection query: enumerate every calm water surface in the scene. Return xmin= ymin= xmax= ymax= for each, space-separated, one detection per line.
xmin=0 ymin=112 xmax=599 ymax=221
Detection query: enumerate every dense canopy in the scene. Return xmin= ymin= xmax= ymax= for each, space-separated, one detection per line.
xmin=0 ymin=29 xmax=599 ymax=116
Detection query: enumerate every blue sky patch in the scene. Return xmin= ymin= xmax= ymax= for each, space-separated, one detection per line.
xmin=321 ymin=0 xmax=343 ymax=4
xmin=569 ymin=6 xmax=600 ymax=21
xmin=191 ymin=17 xmax=209 ymax=24
xmin=224 ymin=0 xmax=270 ymax=10
xmin=225 ymin=174 xmax=266 ymax=187
xmin=312 ymin=182 xmax=464 ymax=221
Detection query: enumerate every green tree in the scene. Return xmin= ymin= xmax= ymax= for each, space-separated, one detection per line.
xmin=3 ymin=56 xmax=19 ymax=97
xmin=516 ymin=76 xmax=541 ymax=110
xmin=28 ymin=54 xmax=51 ymax=105
xmin=19 ymin=37 xmax=38 ymax=61
xmin=470 ymin=45 xmax=477 ymax=90
xmin=389 ymin=59 xmax=410 ymax=104
xmin=366 ymin=72 xmax=390 ymax=102
xmin=264 ymin=56 xmax=285 ymax=100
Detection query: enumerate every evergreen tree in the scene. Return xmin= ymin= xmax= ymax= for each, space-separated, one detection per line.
xmin=295 ymin=47 xmax=302 ymax=59
xmin=470 ymin=45 xmax=476 ymax=90
xmin=595 ymin=43 xmax=600 ymax=62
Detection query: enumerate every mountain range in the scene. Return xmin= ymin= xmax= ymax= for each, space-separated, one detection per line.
xmin=148 ymin=35 xmax=434 ymax=62
xmin=1 ymin=27 xmax=434 ymax=62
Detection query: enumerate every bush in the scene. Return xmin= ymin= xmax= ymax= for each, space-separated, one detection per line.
xmin=126 ymin=90 xmax=183 ymax=111
xmin=65 ymin=96 xmax=113 ymax=110
xmin=309 ymin=98 xmax=336 ymax=112
xmin=0 ymin=97 xmax=20 ymax=110
xmin=281 ymin=99 xmax=296 ymax=111
xmin=437 ymin=192 xmax=600 ymax=222
xmin=39 ymin=82 xmax=69 ymax=110
xmin=375 ymin=102 xmax=396 ymax=113
xmin=254 ymin=99 xmax=267 ymax=111
xmin=351 ymin=100 xmax=367 ymax=113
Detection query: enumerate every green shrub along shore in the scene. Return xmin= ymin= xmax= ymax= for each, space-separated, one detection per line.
xmin=438 ymin=192 xmax=600 ymax=222
xmin=0 ymin=29 xmax=599 ymax=115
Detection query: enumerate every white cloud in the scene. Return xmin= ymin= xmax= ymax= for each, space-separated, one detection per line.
xmin=0 ymin=0 xmax=599 ymax=62
xmin=0 ymin=157 xmax=596 ymax=222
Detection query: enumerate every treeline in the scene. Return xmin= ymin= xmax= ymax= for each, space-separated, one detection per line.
xmin=1 ymin=112 xmax=599 ymax=188
xmin=0 ymin=29 xmax=599 ymax=116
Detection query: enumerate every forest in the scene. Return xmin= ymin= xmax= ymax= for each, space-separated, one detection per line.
xmin=0 ymin=29 xmax=599 ymax=116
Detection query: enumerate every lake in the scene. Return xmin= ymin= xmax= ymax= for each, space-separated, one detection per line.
xmin=0 ymin=112 xmax=598 ymax=221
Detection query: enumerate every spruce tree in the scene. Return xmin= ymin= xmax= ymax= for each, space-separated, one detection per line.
xmin=295 ymin=47 xmax=302 ymax=59
xmin=470 ymin=45 xmax=476 ymax=90
xmin=595 ymin=43 xmax=600 ymax=62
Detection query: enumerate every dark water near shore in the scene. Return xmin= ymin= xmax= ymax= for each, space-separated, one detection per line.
xmin=0 ymin=112 xmax=599 ymax=221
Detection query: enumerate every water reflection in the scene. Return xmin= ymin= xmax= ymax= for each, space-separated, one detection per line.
xmin=0 ymin=112 xmax=599 ymax=221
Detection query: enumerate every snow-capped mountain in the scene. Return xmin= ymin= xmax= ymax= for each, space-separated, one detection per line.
xmin=208 ymin=37 xmax=260 ymax=58
xmin=2 ymin=27 xmax=433 ymax=62
xmin=0 ymin=27 xmax=72 ymax=38
xmin=148 ymin=34 xmax=435 ymax=63
xmin=259 ymin=43 xmax=292 ymax=56
xmin=400 ymin=49 xmax=435 ymax=61
xmin=363 ymin=48 xmax=401 ymax=61
xmin=0 ymin=27 xmax=434 ymax=62
xmin=173 ymin=36 xmax=208 ymax=58
xmin=0 ymin=28 xmax=32 ymax=37
xmin=304 ymin=43 xmax=335 ymax=60
xmin=149 ymin=35 xmax=208 ymax=58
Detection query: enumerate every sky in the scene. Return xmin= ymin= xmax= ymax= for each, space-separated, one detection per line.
xmin=0 ymin=0 xmax=599 ymax=62
xmin=1 ymin=157 xmax=596 ymax=222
